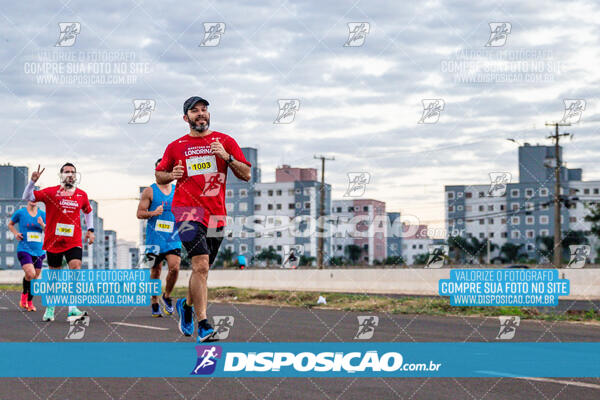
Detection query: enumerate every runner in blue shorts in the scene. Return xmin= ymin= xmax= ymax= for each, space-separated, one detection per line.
xmin=8 ymin=201 xmax=46 ymax=312
xmin=137 ymin=159 xmax=182 ymax=317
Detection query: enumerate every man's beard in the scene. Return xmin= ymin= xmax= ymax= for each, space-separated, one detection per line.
xmin=190 ymin=118 xmax=210 ymax=132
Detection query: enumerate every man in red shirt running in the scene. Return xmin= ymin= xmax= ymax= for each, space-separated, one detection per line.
xmin=156 ymin=96 xmax=251 ymax=342
xmin=23 ymin=163 xmax=95 ymax=322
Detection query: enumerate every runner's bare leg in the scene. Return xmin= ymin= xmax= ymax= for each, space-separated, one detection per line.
xmin=150 ymin=264 xmax=161 ymax=304
xmin=187 ymin=254 xmax=210 ymax=320
xmin=164 ymin=254 xmax=180 ymax=298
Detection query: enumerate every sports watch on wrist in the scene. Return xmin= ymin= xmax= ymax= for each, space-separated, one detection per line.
xmin=227 ymin=154 xmax=235 ymax=164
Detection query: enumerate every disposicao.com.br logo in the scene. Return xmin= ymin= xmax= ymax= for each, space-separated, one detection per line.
xmin=190 ymin=344 xmax=442 ymax=377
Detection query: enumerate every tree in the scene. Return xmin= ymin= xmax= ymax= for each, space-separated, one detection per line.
xmin=383 ymin=255 xmax=404 ymax=265
xmin=256 ymin=246 xmax=281 ymax=267
xmin=537 ymin=231 xmax=589 ymax=264
xmin=299 ymin=255 xmax=316 ymax=266
xmin=344 ymin=244 xmax=363 ymax=264
xmin=498 ymin=243 xmax=525 ymax=263
xmin=413 ymin=253 xmax=430 ymax=265
xmin=328 ymin=256 xmax=346 ymax=266
xmin=468 ymin=237 xmax=498 ymax=264
xmin=216 ymin=247 xmax=235 ymax=268
xmin=447 ymin=235 xmax=474 ymax=263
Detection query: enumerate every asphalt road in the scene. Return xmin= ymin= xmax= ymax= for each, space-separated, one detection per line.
xmin=1 ymin=290 xmax=599 ymax=400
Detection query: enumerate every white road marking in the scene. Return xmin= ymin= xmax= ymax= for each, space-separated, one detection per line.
xmin=111 ymin=322 xmax=168 ymax=331
xmin=515 ymin=377 xmax=600 ymax=390
xmin=478 ymin=371 xmax=600 ymax=390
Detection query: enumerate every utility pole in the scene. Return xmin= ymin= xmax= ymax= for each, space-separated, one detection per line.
xmin=545 ymin=122 xmax=570 ymax=268
xmin=313 ymin=155 xmax=334 ymax=269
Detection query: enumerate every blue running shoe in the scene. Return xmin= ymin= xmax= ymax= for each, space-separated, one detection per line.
xmin=151 ymin=303 xmax=162 ymax=318
xmin=160 ymin=294 xmax=174 ymax=315
xmin=176 ymin=298 xmax=194 ymax=336
xmin=197 ymin=319 xmax=216 ymax=342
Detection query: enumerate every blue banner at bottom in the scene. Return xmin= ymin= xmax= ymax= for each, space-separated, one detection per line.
xmin=0 ymin=342 xmax=598 ymax=378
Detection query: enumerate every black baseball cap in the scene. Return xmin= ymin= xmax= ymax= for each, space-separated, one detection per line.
xmin=183 ymin=96 xmax=209 ymax=115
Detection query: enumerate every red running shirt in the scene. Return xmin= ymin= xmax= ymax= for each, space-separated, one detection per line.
xmin=156 ymin=131 xmax=251 ymax=228
xmin=33 ymin=186 xmax=92 ymax=253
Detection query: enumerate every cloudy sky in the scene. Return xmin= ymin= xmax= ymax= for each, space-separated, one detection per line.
xmin=1 ymin=0 xmax=599 ymax=243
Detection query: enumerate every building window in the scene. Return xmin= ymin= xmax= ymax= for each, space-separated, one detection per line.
xmin=465 ymin=192 xmax=472 ymax=198
xmin=511 ymin=189 xmax=519 ymax=197
xmin=540 ymin=229 xmax=549 ymax=237
xmin=488 ymin=218 xmax=494 ymax=224
xmin=225 ymin=203 xmax=233 ymax=212
xmin=489 ymin=232 xmax=494 ymax=238
xmin=584 ymin=188 xmax=590 ymax=195
xmin=526 ymin=216 xmax=534 ymax=225
xmin=256 ymin=190 xmax=261 ymax=197
xmin=447 ymin=191 xmax=454 ymax=199
xmin=540 ymin=188 xmax=548 ymax=196
xmin=336 ymin=207 xmax=342 ymax=212
xmin=501 ymin=218 xmax=506 ymax=224
xmin=276 ymin=204 xmax=282 ymax=210
xmin=525 ymin=188 xmax=534 ymax=197
xmin=511 ymin=216 xmax=520 ymax=225
xmin=541 ymin=203 xmax=549 ymax=210
xmin=501 ymin=232 xmax=507 ymax=238
xmin=570 ymin=217 xmax=577 ymax=223
xmin=254 ymin=204 xmax=261 ymax=211
xmin=240 ymin=245 xmax=247 ymax=252
xmin=526 ymin=230 xmax=534 ymax=238
xmin=268 ymin=190 xmax=273 ymax=196
xmin=488 ymin=205 xmax=493 ymax=211
xmin=479 ymin=219 xmax=484 ymax=225
xmin=479 ymin=191 xmax=485 ymax=198
xmin=511 ymin=203 xmax=519 ymax=211
xmin=304 ymin=188 xmax=311 ymax=196
xmin=6 ymin=205 xmax=14 ymax=214
xmin=304 ymin=202 xmax=311 ymax=209
xmin=479 ymin=205 xmax=484 ymax=212
xmin=5 ymin=243 xmax=14 ymax=252
xmin=457 ymin=192 xmax=463 ymax=198
xmin=449 ymin=206 xmax=454 ymax=212
xmin=500 ymin=204 xmax=505 ymax=211
xmin=268 ymin=204 xmax=273 ymax=210
xmin=511 ymin=231 xmax=520 ymax=239
xmin=239 ymin=202 xmax=248 ymax=212
xmin=276 ymin=231 xmax=282 ymax=237
xmin=595 ymin=188 xmax=599 ymax=195
xmin=289 ymin=203 xmax=295 ymax=209
xmin=525 ymin=202 xmax=534 ymax=211
xmin=6 ymin=256 xmax=14 ymax=267
xmin=540 ymin=215 xmax=548 ymax=224
xmin=295 ymin=189 xmax=301 ymax=194
xmin=457 ymin=219 xmax=463 ymax=224
xmin=226 ymin=190 xmax=233 ymax=197
xmin=276 ymin=190 xmax=282 ymax=196
xmin=457 ymin=205 xmax=463 ymax=211
xmin=255 ymin=245 xmax=261 ymax=251
xmin=363 ymin=206 xmax=368 ymax=212
xmin=240 ymin=189 xmax=248 ymax=197
xmin=465 ymin=206 xmax=472 ymax=212
xmin=295 ymin=202 xmax=301 ymax=209
xmin=288 ymin=189 xmax=295 ymax=196
xmin=348 ymin=207 xmax=354 ymax=212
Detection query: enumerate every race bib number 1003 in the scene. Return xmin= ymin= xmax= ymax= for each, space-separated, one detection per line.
xmin=186 ymin=156 xmax=217 ymax=177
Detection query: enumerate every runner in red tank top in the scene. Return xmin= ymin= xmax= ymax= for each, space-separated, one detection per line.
xmin=22 ymin=163 xmax=95 ymax=323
